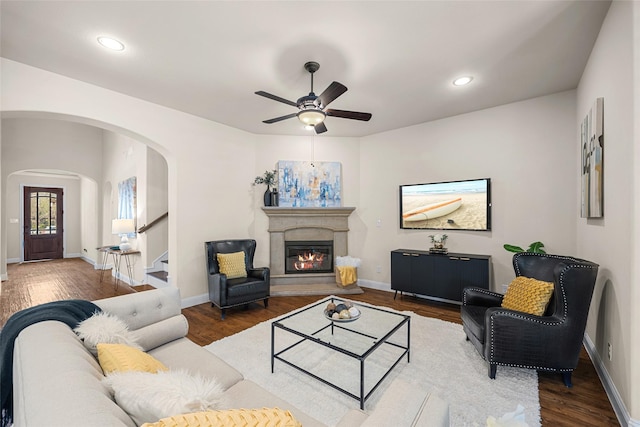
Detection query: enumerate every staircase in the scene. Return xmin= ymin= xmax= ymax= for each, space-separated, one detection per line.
xmin=145 ymin=255 xmax=169 ymax=288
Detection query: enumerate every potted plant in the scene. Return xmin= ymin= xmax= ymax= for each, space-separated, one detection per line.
xmin=503 ymin=241 xmax=546 ymax=253
xmin=253 ymin=169 xmax=277 ymax=206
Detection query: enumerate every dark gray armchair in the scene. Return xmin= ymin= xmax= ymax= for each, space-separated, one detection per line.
xmin=205 ymin=239 xmax=270 ymax=319
xmin=460 ymin=252 xmax=599 ymax=387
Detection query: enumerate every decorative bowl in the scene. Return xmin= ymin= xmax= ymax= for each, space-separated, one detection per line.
xmin=324 ymin=308 xmax=361 ymax=323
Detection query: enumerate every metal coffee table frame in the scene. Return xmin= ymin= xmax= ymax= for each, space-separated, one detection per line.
xmin=271 ymin=297 xmax=410 ymax=410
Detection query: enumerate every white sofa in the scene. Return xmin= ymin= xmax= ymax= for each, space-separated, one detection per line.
xmin=11 ymin=287 xmax=449 ymax=426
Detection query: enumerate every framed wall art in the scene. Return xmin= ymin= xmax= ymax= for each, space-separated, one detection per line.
xmin=581 ymin=97 xmax=604 ymax=218
xmin=277 ymin=161 xmax=341 ymax=207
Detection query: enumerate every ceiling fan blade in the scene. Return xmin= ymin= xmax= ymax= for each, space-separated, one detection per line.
xmin=318 ymin=82 xmax=347 ymax=108
xmin=255 ymin=91 xmax=298 ymax=107
xmin=326 ymin=109 xmax=372 ymax=121
xmin=263 ymin=112 xmax=298 ymax=124
xmin=314 ymin=122 xmax=328 ymax=134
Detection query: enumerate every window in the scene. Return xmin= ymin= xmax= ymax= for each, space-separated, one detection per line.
xmin=30 ymin=191 xmax=58 ymax=235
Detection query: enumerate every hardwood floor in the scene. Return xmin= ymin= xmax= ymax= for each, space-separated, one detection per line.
xmin=0 ymin=258 xmax=619 ymax=426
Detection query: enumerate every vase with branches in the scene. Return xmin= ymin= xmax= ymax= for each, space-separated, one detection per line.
xmin=253 ymin=169 xmax=277 ymax=206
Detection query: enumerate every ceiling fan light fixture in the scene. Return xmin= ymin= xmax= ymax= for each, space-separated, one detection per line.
xmin=297 ymin=109 xmax=326 ymax=126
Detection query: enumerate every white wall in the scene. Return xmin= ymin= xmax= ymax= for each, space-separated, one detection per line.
xmin=1 ymin=58 xmax=257 ymax=303
xmin=358 ymin=91 xmax=577 ymax=290
xmin=145 ymin=148 xmax=168 ymax=266
xmin=80 ymin=175 xmax=99 ymax=264
xmin=101 ymin=130 xmax=146 ymax=284
xmin=576 ymin=0 xmax=637 ymax=423
xmin=1 ymin=118 xmax=103 ymax=269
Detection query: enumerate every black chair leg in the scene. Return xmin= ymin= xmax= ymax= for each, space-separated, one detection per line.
xmin=562 ymin=372 xmax=573 ymax=387
xmin=489 ymin=364 xmax=497 ymax=379
xmin=220 ymin=308 xmax=226 ymax=320
xmin=263 ymin=298 xmax=269 ymax=308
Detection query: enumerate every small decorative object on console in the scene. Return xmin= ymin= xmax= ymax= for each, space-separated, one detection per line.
xmin=429 ymin=233 xmax=448 ymax=254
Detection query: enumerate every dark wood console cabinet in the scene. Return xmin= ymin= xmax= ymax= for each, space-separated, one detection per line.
xmin=391 ymin=249 xmax=491 ymax=305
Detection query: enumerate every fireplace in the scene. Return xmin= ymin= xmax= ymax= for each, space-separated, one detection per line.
xmin=262 ymin=207 xmax=355 ymax=285
xmin=285 ymin=240 xmax=333 ymax=274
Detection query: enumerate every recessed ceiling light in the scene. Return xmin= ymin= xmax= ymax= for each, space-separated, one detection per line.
xmin=453 ymin=76 xmax=473 ymax=86
xmin=97 ymin=36 xmax=125 ymax=51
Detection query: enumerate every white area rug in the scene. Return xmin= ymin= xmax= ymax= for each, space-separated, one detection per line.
xmin=205 ymin=298 xmax=541 ymax=427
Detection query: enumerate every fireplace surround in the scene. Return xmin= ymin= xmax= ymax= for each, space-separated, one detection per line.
xmin=262 ymin=207 xmax=355 ymax=285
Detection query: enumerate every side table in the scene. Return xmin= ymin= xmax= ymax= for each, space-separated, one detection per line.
xmin=97 ymin=246 xmax=140 ymax=289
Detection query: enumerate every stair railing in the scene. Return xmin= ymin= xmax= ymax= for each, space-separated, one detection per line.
xmin=137 ymin=212 xmax=168 ymax=234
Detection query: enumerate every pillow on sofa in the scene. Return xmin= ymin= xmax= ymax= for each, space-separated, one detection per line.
xmin=140 ymin=408 xmax=302 ymax=427
xmin=74 ymin=311 xmax=142 ymax=354
xmin=501 ymin=276 xmax=554 ymax=316
xmin=103 ymin=370 xmax=226 ymax=426
xmin=216 ymin=251 xmax=247 ymax=279
xmin=97 ymin=343 xmax=168 ymax=374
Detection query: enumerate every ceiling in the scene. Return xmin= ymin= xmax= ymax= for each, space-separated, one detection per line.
xmin=0 ymin=1 xmax=611 ymax=138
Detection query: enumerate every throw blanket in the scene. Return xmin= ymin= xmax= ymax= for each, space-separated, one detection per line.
xmin=0 ymin=300 xmax=100 ymax=427
xmin=336 ymin=266 xmax=357 ymax=287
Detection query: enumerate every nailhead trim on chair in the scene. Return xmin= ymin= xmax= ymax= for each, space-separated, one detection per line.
xmin=489 ymin=252 xmax=598 ymax=372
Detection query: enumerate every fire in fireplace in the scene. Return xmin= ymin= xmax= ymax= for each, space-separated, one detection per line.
xmin=284 ymin=240 xmax=333 ymax=274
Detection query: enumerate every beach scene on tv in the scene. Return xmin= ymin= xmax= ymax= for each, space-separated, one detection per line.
xmin=401 ymin=179 xmax=490 ymax=230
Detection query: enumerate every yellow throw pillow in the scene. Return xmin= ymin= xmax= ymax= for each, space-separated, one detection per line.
xmin=501 ymin=276 xmax=554 ymax=316
xmin=141 ymin=408 xmax=302 ymax=427
xmin=217 ymin=251 xmax=247 ymax=279
xmin=97 ymin=343 xmax=168 ymax=374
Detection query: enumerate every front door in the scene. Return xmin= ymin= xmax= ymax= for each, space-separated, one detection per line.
xmin=23 ymin=186 xmax=64 ymax=261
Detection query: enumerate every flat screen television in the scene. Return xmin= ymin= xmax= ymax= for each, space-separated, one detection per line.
xmin=399 ymin=178 xmax=491 ymax=231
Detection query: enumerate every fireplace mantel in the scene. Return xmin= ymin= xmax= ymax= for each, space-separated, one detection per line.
xmin=262 ymin=206 xmax=355 ymax=219
xmin=262 ymin=207 xmax=356 ymax=285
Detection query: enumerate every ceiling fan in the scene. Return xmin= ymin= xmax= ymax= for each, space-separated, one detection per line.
xmin=255 ymin=61 xmax=372 ymax=134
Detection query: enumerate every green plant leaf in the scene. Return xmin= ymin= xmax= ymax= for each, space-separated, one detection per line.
xmin=528 ymin=241 xmax=546 ymax=253
xmin=503 ymin=244 xmax=525 ymax=253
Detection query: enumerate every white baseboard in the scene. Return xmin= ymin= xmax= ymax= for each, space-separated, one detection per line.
xmin=112 ymin=269 xmax=141 ymax=287
xmin=0 ymin=273 xmax=7 ymax=281
xmin=81 ymin=254 xmax=112 ymax=270
xmin=583 ymin=333 xmax=634 ymax=426
xmin=6 ymin=258 xmax=20 ymax=264
xmin=64 ymin=253 xmax=82 ymax=259
xmin=180 ymin=293 xmax=209 ymax=309
xmin=358 ymin=279 xmax=392 ymax=292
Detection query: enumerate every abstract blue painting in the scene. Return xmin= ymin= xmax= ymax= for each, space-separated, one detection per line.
xmin=277 ymin=161 xmax=342 ymax=207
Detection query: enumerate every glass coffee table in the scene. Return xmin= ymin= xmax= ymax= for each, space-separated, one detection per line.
xmin=271 ymin=297 xmax=410 ymax=409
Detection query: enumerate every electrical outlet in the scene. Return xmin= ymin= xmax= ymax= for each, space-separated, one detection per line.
xmin=501 ymin=284 xmax=509 ymax=293
xmin=376 ymin=219 xmax=382 ymax=228
xmin=376 ymin=265 xmax=382 ymax=273
xmin=607 ymin=342 xmax=612 ymax=361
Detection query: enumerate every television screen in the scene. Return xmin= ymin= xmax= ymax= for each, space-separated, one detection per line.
xmin=399 ymin=178 xmax=491 ymax=231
